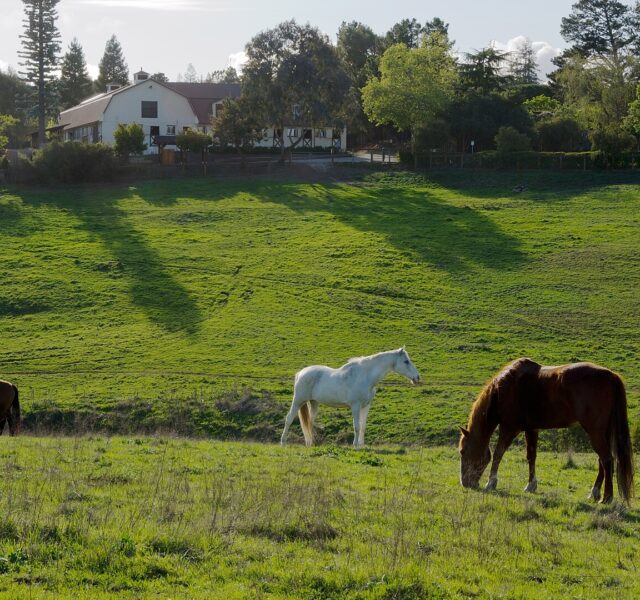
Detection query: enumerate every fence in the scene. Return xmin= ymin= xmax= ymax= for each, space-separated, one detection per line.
xmin=410 ymin=150 xmax=640 ymax=170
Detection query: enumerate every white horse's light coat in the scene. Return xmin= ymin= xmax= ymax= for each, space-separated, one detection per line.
xmin=280 ymin=348 xmax=420 ymax=448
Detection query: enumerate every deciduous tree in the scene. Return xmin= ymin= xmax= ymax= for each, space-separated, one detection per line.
xmin=361 ymin=35 xmax=457 ymax=155
xmin=243 ymin=20 xmax=349 ymax=160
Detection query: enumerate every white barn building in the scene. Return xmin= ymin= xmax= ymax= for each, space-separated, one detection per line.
xmin=53 ymin=70 xmax=346 ymax=153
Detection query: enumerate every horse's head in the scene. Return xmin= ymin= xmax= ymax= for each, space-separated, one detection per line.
xmin=458 ymin=427 xmax=491 ymax=489
xmin=393 ymin=347 xmax=420 ymax=384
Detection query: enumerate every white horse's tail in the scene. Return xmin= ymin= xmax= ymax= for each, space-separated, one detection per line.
xmin=298 ymin=402 xmax=314 ymax=446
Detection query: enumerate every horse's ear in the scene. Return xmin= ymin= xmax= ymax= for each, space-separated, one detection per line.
xmin=458 ymin=426 xmax=470 ymax=437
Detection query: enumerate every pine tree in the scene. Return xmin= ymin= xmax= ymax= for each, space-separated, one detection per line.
xmin=18 ymin=0 xmax=61 ymax=147
xmin=184 ymin=63 xmax=198 ymax=83
xmin=96 ymin=35 xmax=129 ymax=92
xmin=510 ymin=39 xmax=539 ymax=84
xmin=59 ymin=38 xmax=92 ymax=109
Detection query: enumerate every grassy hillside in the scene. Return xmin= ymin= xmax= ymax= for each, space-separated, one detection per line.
xmin=1 ymin=168 xmax=639 ymax=444
xmin=0 ymin=438 xmax=638 ymax=598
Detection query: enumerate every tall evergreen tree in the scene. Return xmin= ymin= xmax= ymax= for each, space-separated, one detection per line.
xmin=18 ymin=0 xmax=61 ymax=147
xmin=459 ymin=47 xmax=510 ymax=95
xmin=183 ymin=63 xmax=198 ymax=83
xmin=96 ymin=35 xmax=129 ymax=92
xmin=509 ymin=39 xmax=539 ymax=84
xmin=561 ymin=0 xmax=637 ymax=63
xmin=59 ymin=38 xmax=92 ymax=109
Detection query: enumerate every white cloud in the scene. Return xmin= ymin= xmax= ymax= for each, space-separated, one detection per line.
xmin=227 ymin=51 xmax=247 ymax=73
xmin=75 ymin=0 xmax=229 ymax=11
xmin=491 ymin=36 xmax=561 ymax=81
xmin=0 ymin=59 xmax=8 ymax=72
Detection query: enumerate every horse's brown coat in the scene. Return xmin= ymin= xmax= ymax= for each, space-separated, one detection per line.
xmin=459 ymin=358 xmax=635 ymax=503
xmin=0 ymin=380 xmax=21 ymax=436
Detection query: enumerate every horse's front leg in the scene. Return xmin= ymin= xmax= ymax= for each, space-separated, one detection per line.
xmin=357 ymin=403 xmax=371 ymax=447
xmin=351 ymin=403 xmax=362 ymax=448
xmin=485 ymin=427 xmax=519 ymax=491
xmin=524 ymin=430 xmax=539 ymax=492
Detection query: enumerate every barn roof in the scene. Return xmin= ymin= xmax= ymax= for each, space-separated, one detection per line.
xmin=164 ymin=82 xmax=241 ymax=124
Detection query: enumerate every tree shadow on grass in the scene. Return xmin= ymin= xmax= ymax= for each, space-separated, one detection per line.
xmin=249 ymin=181 xmax=527 ymax=273
xmin=15 ymin=185 xmax=202 ymax=335
xmin=400 ymin=169 xmax=640 ymax=203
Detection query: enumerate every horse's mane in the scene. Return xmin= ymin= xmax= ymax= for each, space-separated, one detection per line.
xmin=467 ymin=358 xmax=540 ymax=432
xmin=345 ymin=349 xmax=402 ymax=367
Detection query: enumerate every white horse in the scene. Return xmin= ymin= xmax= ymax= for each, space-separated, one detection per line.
xmin=280 ymin=347 xmax=420 ymax=448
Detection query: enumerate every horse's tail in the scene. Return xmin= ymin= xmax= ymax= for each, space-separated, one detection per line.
xmin=11 ymin=384 xmax=21 ymax=435
xmin=610 ymin=373 xmax=634 ymax=503
xmin=298 ymin=402 xmax=314 ymax=446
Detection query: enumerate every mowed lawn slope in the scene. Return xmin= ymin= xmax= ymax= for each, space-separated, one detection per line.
xmin=1 ymin=169 xmax=639 ymax=442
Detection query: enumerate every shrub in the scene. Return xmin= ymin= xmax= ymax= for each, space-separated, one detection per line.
xmin=589 ymin=126 xmax=637 ymax=154
xmin=495 ymin=126 xmax=532 ymax=154
xmin=535 ymin=117 xmax=586 ymax=152
xmin=7 ymin=154 xmax=37 ymax=183
xmin=175 ymin=131 xmax=212 ymax=154
xmin=398 ymin=147 xmax=414 ymax=165
xmin=114 ymin=123 xmax=147 ymax=160
xmin=31 ymin=141 xmax=118 ymax=183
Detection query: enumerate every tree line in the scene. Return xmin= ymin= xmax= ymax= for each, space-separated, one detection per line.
xmin=4 ymin=0 xmax=640 ymax=160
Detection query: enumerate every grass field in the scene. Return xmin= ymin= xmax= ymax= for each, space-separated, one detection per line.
xmin=0 ymin=437 xmax=638 ymax=599
xmin=2 ymin=167 xmax=640 ymax=598
xmin=1 ymin=167 xmax=639 ymax=444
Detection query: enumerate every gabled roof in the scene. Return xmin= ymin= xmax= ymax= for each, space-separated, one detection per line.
xmin=164 ymin=82 xmax=241 ymax=125
xmin=58 ymin=94 xmax=112 ymax=130
xmin=57 ymin=81 xmax=141 ymax=130
xmin=56 ymin=80 xmax=243 ymax=130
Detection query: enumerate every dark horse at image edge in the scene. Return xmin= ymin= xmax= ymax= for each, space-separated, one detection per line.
xmin=458 ymin=358 xmax=634 ymax=504
xmin=0 ymin=380 xmax=21 ymax=436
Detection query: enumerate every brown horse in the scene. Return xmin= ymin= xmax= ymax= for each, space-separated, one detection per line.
xmin=458 ymin=358 xmax=635 ymax=504
xmin=0 ymin=380 xmax=21 ymax=436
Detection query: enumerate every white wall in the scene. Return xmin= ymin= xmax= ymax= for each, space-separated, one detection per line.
xmin=102 ymin=81 xmax=198 ymax=154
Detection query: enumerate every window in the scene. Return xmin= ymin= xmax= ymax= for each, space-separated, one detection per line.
xmin=141 ymin=101 xmax=158 ymax=118
xmin=287 ymin=128 xmax=298 ymax=137
xmin=166 ymin=125 xmax=175 ymax=135
xmin=316 ymin=129 xmax=327 ymax=138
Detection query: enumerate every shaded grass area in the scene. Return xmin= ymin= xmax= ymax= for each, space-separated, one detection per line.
xmin=0 ymin=438 xmax=638 ymax=598
xmin=1 ymin=169 xmax=640 ymax=445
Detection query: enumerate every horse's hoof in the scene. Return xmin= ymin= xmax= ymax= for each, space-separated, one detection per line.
xmin=485 ymin=478 xmax=497 ymax=491
xmin=599 ymin=496 xmax=613 ymax=505
xmin=587 ymin=487 xmax=601 ymax=502
xmin=524 ymin=479 xmax=538 ymax=493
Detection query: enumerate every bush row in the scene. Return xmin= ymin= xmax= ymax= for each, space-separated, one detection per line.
xmin=401 ymin=150 xmax=640 ymax=170
xmin=7 ymin=141 xmax=119 ymax=184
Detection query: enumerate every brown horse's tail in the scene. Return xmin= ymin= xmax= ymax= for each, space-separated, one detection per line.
xmin=298 ymin=402 xmax=314 ymax=446
xmin=611 ymin=374 xmax=634 ymax=503
xmin=11 ymin=384 xmax=21 ymax=434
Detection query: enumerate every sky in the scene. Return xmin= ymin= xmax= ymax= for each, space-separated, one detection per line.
xmin=0 ymin=0 xmax=581 ymax=82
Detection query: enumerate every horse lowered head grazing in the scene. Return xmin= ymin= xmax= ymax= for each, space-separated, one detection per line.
xmin=281 ymin=347 xmax=420 ymax=448
xmin=458 ymin=358 xmax=635 ymax=504
xmin=0 ymin=380 xmax=21 ymax=436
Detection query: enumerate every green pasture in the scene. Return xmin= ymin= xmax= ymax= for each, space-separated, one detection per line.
xmin=0 ymin=438 xmax=638 ymax=598
xmin=1 ymin=168 xmax=639 ymax=443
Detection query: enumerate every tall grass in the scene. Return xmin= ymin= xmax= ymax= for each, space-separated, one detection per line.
xmin=0 ymin=437 xmax=637 ymax=598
